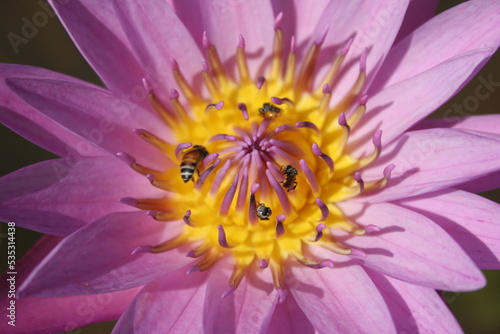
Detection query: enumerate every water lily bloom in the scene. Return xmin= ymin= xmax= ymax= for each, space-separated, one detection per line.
xmin=1 ymin=0 xmax=500 ymax=333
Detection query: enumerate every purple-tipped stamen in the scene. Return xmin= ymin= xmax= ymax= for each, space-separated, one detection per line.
xmin=238 ymin=34 xmax=245 ymax=49
xmin=209 ymin=134 xmax=236 ymax=143
xmin=217 ymin=225 xmax=231 ymax=248
xmin=296 ymin=121 xmax=320 ymax=134
xmin=203 ymin=153 xmax=219 ymax=166
xmin=350 ymin=248 xmax=367 ymax=258
xmin=338 ymin=112 xmax=351 ymax=132
xmin=315 ymin=223 xmax=327 ymax=242
xmin=257 ymin=76 xmax=266 ymax=89
xmin=360 ymin=48 xmax=368 ymax=72
xmin=238 ymin=103 xmax=249 ymax=120
xmin=196 ymin=158 xmax=221 ymax=188
xmin=142 ymin=78 xmax=153 ymax=94
xmin=384 ymin=164 xmax=396 ymax=180
xmin=315 ymin=199 xmax=329 ymax=222
xmin=170 ymin=88 xmax=180 ymax=99
xmin=305 ymin=259 xmax=334 ymax=269
xmin=169 ymin=56 xmax=179 ymax=70
xmin=290 ymin=35 xmax=296 ymax=54
xmin=299 ymin=159 xmax=319 ymax=194
xmin=365 ymin=224 xmax=381 ymax=234
xmin=322 ymin=83 xmax=332 ymax=94
xmin=354 ymin=172 xmax=365 ymax=193
xmin=220 ymin=173 xmax=239 ymax=215
xmin=276 ymin=215 xmax=285 ymax=237
xmin=266 ymin=170 xmax=292 ymax=214
xmin=211 ymin=159 xmax=232 ymax=195
xmin=311 ymin=143 xmax=334 ymax=172
xmin=259 ymin=259 xmax=269 ymax=269
xmin=116 ymin=152 xmax=136 ymax=166
xmin=131 ymin=245 xmax=152 ymax=255
xmin=119 ymin=197 xmax=138 ymax=207
xmin=175 ymin=142 xmax=192 ymax=157
xmin=202 ymin=30 xmax=209 ymax=48
xmin=187 ymin=265 xmax=201 ymax=275
xmin=183 ymin=210 xmax=192 ymax=226
xmin=221 ymin=286 xmax=236 ymax=299
xmin=274 ymin=12 xmax=283 ymax=30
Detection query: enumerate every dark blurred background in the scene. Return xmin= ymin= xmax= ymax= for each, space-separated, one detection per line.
xmin=0 ymin=1 xmax=499 ymax=333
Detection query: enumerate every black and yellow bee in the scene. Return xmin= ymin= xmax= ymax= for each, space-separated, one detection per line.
xmin=281 ymin=164 xmax=298 ymax=192
xmin=259 ymin=103 xmax=281 ymax=119
xmin=180 ymin=145 xmax=208 ymax=183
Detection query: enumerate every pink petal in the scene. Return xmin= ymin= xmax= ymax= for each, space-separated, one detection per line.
xmin=398 ymin=189 xmax=500 ymax=269
xmin=198 ymin=0 xmax=275 ymax=77
xmin=113 ymin=0 xmax=203 ymax=102
xmin=48 ymin=0 xmax=149 ymax=109
xmin=0 ymin=156 xmax=163 ymax=236
xmin=394 ymin=0 xmax=438 ymax=43
xmin=113 ymin=268 xmax=208 ymax=334
xmin=0 ymin=235 xmax=140 ymax=334
xmin=412 ymin=114 xmax=500 ymax=136
xmin=367 ymin=269 xmax=463 ymax=334
xmin=338 ymin=202 xmax=486 ymax=291
xmin=0 ymin=64 xmax=103 ymax=157
xmin=266 ymin=293 xmax=315 ymax=334
xmin=360 ymin=128 xmax=500 ymax=202
xmin=203 ymin=260 xmax=279 ymax=333
xmin=456 ymin=170 xmax=500 ymax=193
xmin=19 ymin=211 xmax=193 ymax=298
xmin=290 ymin=263 xmax=396 ymax=334
xmin=311 ymin=0 xmax=409 ymax=102
xmin=372 ymin=0 xmax=500 ymax=91
xmin=5 ymin=76 xmax=169 ymax=169
xmin=353 ymin=49 xmax=495 ymax=154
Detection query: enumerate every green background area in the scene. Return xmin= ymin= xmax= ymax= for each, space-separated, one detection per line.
xmin=0 ymin=1 xmax=499 ymax=333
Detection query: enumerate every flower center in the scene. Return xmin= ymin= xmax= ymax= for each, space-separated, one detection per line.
xmin=119 ymin=15 xmax=394 ymax=297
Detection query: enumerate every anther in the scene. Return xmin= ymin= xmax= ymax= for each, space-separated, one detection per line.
xmin=274 ymin=12 xmax=283 ymax=30
xmin=131 ymin=245 xmax=152 ymax=255
xmin=338 ymin=112 xmax=351 ymax=133
xmin=299 ymin=159 xmax=319 ymax=194
xmin=119 ymin=197 xmax=138 ymax=208
xmin=276 ymin=215 xmax=286 ymax=237
xmin=311 ymin=143 xmax=334 ymax=172
xmin=315 ymin=223 xmax=326 ymax=242
xmin=257 ymin=76 xmax=266 ymax=90
xmin=208 ymin=134 xmax=236 ymax=143
xmin=296 ymin=121 xmax=320 ymax=135
xmin=142 ymin=78 xmax=154 ymax=94
xmin=350 ymin=248 xmax=367 ymax=258
xmin=183 ymin=210 xmax=192 ymax=226
xmin=220 ymin=173 xmax=239 ymax=215
xmin=259 ymin=259 xmax=269 ymax=269
xmin=365 ymin=224 xmax=381 ymax=234
xmin=354 ymin=172 xmax=365 ymax=193
xmin=169 ymin=56 xmax=179 ymax=71
xmin=315 ymin=24 xmax=330 ymax=45
xmin=217 ymin=225 xmax=231 ymax=248
xmin=116 ymin=152 xmax=136 ymax=167
xmin=196 ymin=158 xmax=220 ymax=188
xmin=175 ymin=142 xmax=192 ymax=157
xmin=238 ymin=103 xmax=249 ymax=120
xmin=315 ymin=199 xmax=329 ymax=221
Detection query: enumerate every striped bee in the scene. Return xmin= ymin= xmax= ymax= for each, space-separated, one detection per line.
xmin=281 ymin=164 xmax=298 ymax=192
xmin=180 ymin=145 xmax=208 ymax=183
xmin=259 ymin=103 xmax=281 ymax=119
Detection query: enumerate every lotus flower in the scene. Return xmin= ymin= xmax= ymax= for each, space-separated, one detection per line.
xmin=1 ymin=0 xmax=500 ymax=333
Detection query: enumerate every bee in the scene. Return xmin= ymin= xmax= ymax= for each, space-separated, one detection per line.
xmin=259 ymin=103 xmax=281 ymax=119
xmin=180 ymin=145 xmax=209 ymax=183
xmin=281 ymin=164 xmax=298 ymax=192
xmin=256 ymin=202 xmax=272 ymax=220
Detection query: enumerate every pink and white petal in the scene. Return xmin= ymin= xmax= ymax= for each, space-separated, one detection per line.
xmin=456 ymin=170 xmax=500 ymax=193
xmin=48 ymin=0 xmax=148 ymax=108
xmin=270 ymin=0 xmax=330 ymax=56
xmin=113 ymin=268 xmax=208 ymax=334
xmin=0 ymin=64 xmax=104 ymax=157
xmin=367 ymin=269 xmax=463 ymax=334
xmin=394 ymin=0 xmax=438 ymax=43
xmin=338 ymin=202 xmax=485 ymax=291
xmin=311 ymin=0 xmax=409 ymax=102
xmin=19 ymin=211 xmax=193 ymax=298
xmin=198 ymin=0 xmax=275 ymax=78
xmin=0 ymin=156 xmax=163 ymax=236
xmin=203 ymin=260 xmax=279 ymax=333
xmin=0 ymin=235 xmax=141 ymax=334
xmin=412 ymin=114 xmax=500 ymax=135
xmin=372 ymin=0 xmax=500 ymax=91
xmin=352 ymin=49 xmax=495 ymax=154
xmin=398 ymin=189 xmax=500 ymax=269
xmin=360 ymin=128 xmax=500 ymax=202
xmin=167 ymin=0 xmax=205 ymax=50
xmin=113 ymin=0 xmax=204 ymax=102
xmin=5 ymin=76 xmax=170 ymax=169
xmin=266 ymin=292 xmax=316 ymax=334
xmin=290 ymin=263 xmax=396 ymax=334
